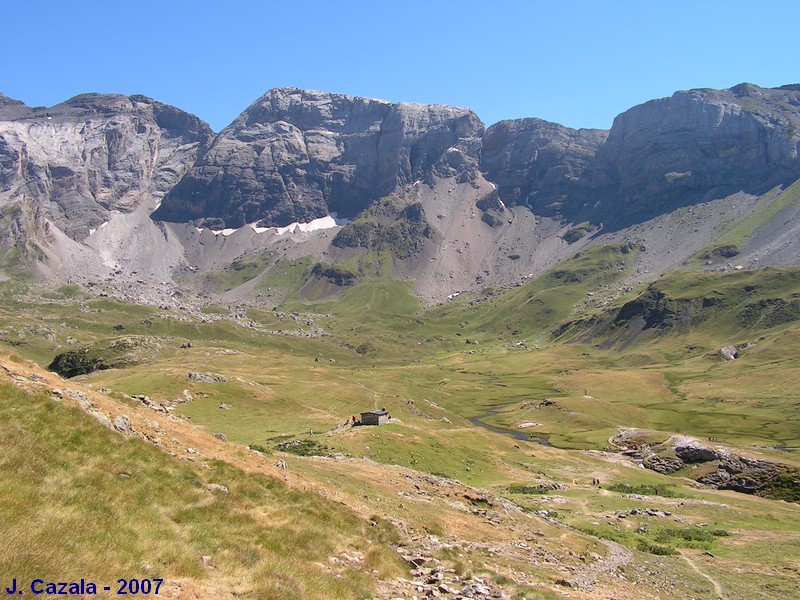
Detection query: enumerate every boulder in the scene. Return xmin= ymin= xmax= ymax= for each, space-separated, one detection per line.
xmin=643 ymin=455 xmax=684 ymax=474
xmin=188 ymin=371 xmax=228 ymax=383
xmin=113 ymin=415 xmax=131 ymax=432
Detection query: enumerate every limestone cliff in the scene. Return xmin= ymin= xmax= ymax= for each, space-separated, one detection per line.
xmin=0 ymin=93 xmax=212 ymax=240
xmin=153 ymin=88 xmax=484 ymax=228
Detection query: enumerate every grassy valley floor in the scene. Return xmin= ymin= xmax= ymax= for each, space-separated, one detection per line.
xmin=1 ymin=263 xmax=800 ymax=598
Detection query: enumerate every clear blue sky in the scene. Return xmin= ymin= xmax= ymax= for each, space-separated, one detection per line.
xmin=3 ymin=1 xmax=798 ymax=132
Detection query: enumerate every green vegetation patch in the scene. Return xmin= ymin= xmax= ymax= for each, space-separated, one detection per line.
xmin=563 ymin=221 xmax=597 ymax=244
xmin=311 ymin=262 xmax=358 ymax=286
xmin=653 ymin=527 xmax=730 ymax=544
xmin=193 ymin=251 xmax=276 ymax=292
xmin=333 ymin=198 xmax=432 ymax=259
xmin=637 ymin=541 xmax=677 ymax=555
xmin=606 ymin=483 xmax=680 ymax=497
xmin=274 ymin=439 xmax=331 ymax=457
xmin=508 ymin=484 xmax=557 ymax=495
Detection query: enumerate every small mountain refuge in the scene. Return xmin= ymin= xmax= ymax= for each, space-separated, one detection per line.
xmin=360 ymin=408 xmax=389 ymax=426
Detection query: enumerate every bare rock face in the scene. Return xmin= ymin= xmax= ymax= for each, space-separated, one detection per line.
xmin=642 ymin=455 xmax=684 ymax=474
xmin=0 ymin=93 xmax=213 ymax=240
xmin=590 ymin=83 xmax=800 ymax=225
xmin=153 ymin=88 xmax=484 ymax=228
xmin=479 ymin=84 xmax=800 ymax=227
xmin=480 ymin=118 xmax=607 ymax=216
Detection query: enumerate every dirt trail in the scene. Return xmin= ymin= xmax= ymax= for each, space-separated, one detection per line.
xmin=682 ymin=554 xmax=728 ymax=599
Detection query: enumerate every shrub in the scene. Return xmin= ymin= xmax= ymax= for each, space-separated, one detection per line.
xmin=638 ymin=541 xmax=676 ymax=555
xmin=274 ymin=439 xmax=329 ymax=457
xmin=508 ymin=484 xmax=554 ymax=495
xmin=607 ymin=483 xmax=679 ymax=497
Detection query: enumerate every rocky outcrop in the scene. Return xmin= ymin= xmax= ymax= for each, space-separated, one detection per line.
xmin=188 ymin=371 xmax=228 ymax=383
xmin=697 ymin=455 xmax=800 ymax=500
xmin=153 ymin=88 xmax=484 ymax=228
xmin=332 ymin=198 xmax=434 ymax=259
xmin=0 ymin=93 xmax=212 ymax=240
xmin=642 ymin=455 xmax=684 ymax=474
xmin=640 ymin=435 xmax=800 ymax=502
xmin=674 ymin=439 xmax=721 ymax=463
xmin=48 ymin=336 xmax=165 ymax=378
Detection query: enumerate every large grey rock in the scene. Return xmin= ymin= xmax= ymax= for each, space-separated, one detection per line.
xmin=643 ymin=454 xmax=684 ymax=474
xmin=674 ymin=439 xmax=721 ymax=463
xmin=188 ymin=371 xmax=228 ymax=383
xmin=153 ymin=88 xmax=484 ymax=228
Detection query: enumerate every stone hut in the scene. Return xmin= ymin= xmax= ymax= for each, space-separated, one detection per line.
xmin=360 ymin=408 xmax=389 ymax=426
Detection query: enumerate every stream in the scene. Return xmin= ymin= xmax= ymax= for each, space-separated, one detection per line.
xmin=469 ymin=407 xmax=552 ymax=446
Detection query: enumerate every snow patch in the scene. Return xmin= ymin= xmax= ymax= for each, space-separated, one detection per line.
xmin=208 ymin=214 xmax=350 ymax=238
xmin=87 ymin=222 xmax=108 ymax=237
xmin=446 ymin=292 xmax=461 ymax=301
xmin=250 ymin=213 xmax=350 ymax=235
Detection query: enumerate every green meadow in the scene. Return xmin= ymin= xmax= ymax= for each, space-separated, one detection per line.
xmin=2 ymin=252 xmax=800 ymax=597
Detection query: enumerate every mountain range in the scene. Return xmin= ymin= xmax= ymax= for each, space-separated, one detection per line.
xmin=2 ymin=83 xmax=800 ymax=304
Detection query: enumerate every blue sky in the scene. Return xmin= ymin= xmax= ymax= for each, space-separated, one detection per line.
xmin=3 ymin=1 xmax=798 ymax=132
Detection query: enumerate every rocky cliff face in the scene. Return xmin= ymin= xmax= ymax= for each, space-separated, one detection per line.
xmin=479 ymin=84 xmax=800 ymax=227
xmin=153 ymin=88 xmax=484 ymax=228
xmin=480 ymin=118 xmax=607 ymax=217
xmin=589 ymin=83 xmax=800 ymax=225
xmin=0 ymin=93 xmax=212 ymax=240
xmin=152 ymin=83 xmax=800 ymax=237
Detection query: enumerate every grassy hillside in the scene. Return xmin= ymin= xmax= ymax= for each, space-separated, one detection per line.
xmin=0 ymin=381 xmax=404 ymax=599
